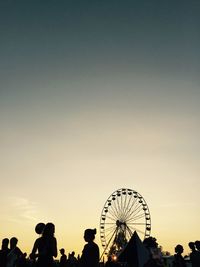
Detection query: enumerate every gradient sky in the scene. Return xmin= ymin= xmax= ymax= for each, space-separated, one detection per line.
xmin=0 ymin=0 xmax=200 ymax=258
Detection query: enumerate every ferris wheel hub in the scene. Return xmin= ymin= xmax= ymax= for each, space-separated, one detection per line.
xmin=116 ymin=220 xmax=126 ymax=227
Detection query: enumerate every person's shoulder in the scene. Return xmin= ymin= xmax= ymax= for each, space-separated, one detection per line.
xmin=35 ymin=237 xmax=42 ymax=244
xmin=15 ymin=246 xmax=23 ymax=256
xmin=92 ymin=242 xmax=99 ymax=254
xmin=93 ymin=242 xmax=99 ymax=249
xmin=84 ymin=243 xmax=89 ymax=249
xmin=194 ymin=250 xmax=200 ymax=255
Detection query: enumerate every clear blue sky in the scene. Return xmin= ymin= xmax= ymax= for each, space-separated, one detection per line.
xmin=0 ymin=0 xmax=200 ymax=257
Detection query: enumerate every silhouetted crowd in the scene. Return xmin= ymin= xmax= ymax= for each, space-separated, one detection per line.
xmin=0 ymin=223 xmax=99 ymax=267
xmin=142 ymin=237 xmax=200 ymax=267
xmin=0 ymin=223 xmax=199 ymax=267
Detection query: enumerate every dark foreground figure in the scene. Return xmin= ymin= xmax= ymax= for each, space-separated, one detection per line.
xmin=80 ymin=228 xmax=99 ymax=267
xmin=30 ymin=222 xmax=57 ymax=267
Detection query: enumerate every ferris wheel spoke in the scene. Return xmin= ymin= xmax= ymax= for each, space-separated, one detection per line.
xmin=115 ymin=199 xmax=123 ymax=220
xmin=104 ymin=214 xmax=118 ymax=222
xmin=106 ymin=209 xmax=120 ymax=221
xmin=109 ymin=197 xmax=117 ymax=214
xmin=121 ymin=190 xmax=128 ymax=219
xmin=108 ymin=200 xmax=119 ymax=218
xmin=104 ymin=222 xmax=116 ymax=228
xmin=122 ymin=190 xmax=134 ymax=220
xmin=104 ymin=229 xmax=117 ymax=242
xmin=104 ymin=222 xmax=117 ymax=229
xmin=104 ymin=225 xmax=117 ymax=233
xmin=100 ymin=227 xmax=118 ymax=260
xmin=107 ymin=220 xmax=117 ymax=226
xmin=107 ymin=197 xmax=122 ymax=219
xmin=126 ymin=211 xmax=145 ymax=223
xmin=104 ymin=227 xmax=118 ymax=240
xmin=125 ymin=203 xmax=144 ymax=221
xmin=117 ymin=193 xmax=124 ymax=220
xmin=110 ymin=201 xmax=123 ymax=219
xmin=122 ymin=194 xmax=131 ymax=220
xmin=134 ymin=206 xmax=143 ymax=216
xmin=123 ymin=193 xmax=135 ymax=219
xmin=127 ymin=222 xmax=146 ymax=225
xmin=127 ymin=210 xmax=144 ymax=222
xmin=112 ymin=195 xmax=120 ymax=217
xmin=124 ymin=192 xmax=137 ymax=220
xmin=120 ymin=191 xmax=125 ymax=219
xmin=116 ymin=192 xmax=124 ymax=219
xmin=128 ymin=227 xmax=143 ymax=236
xmin=123 ymin=194 xmax=138 ymax=220
xmin=127 ymin=224 xmax=146 ymax=232
xmin=104 ymin=227 xmax=117 ymax=238
xmin=122 ymin=191 xmax=133 ymax=219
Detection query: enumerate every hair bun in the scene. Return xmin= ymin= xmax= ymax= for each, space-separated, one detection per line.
xmin=35 ymin=223 xmax=45 ymax=234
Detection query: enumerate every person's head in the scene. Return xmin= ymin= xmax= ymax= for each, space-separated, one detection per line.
xmin=175 ymin=244 xmax=184 ymax=254
xmin=188 ymin=242 xmax=196 ymax=251
xmin=35 ymin=222 xmax=45 ymax=235
xmin=143 ymin=236 xmax=158 ymax=249
xmin=10 ymin=237 xmax=18 ymax=249
xmin=1 ymin=238 xmax=9 ymax=249
xmin=60 ymin=248 xmax=65 ymax=255
xmin=42 ymin=222 xmax=55 ymax=238
xmin=23 ymin=252 xmax=27 ymax=258
xmin=195 ymin=241 xmax=200 ymax=251
xmin=84 ymin=228 xmax=96 ymax=242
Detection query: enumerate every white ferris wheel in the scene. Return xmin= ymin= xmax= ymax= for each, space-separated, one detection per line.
xmin=99 ymin=188 xmax=151 ymax=258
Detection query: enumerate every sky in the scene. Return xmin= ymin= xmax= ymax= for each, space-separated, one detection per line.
xmin=0 ymin=0 xmax=200 ymax=259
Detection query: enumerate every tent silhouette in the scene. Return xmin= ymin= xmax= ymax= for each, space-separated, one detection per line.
xmin=117 ymin=231 xmax=150 ymax=267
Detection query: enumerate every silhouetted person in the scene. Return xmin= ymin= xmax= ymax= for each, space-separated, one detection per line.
xmin=0 ymin=238 xmax=10 ymax=267
xmin=80 ymin=228 xmax=99 ymax=267
xmin=68 ymin=251 xmax=78 ymax=267
xmin=188 ymin=242 xmax=199 ymax=267
xmin=194 ymin=241 xmax=200 ymax=266
xmin=30 ymin=222 xmax=57 ymax=267
xmin=143 ymin=236 xmax=164 ymax=267
xmin=35 ymin=223 xmax=46 ymax=236
xmin=59 ymin=248 xmax=67 ymax=267
xmin=29 ymin=222 xmax=46 ymax=266
xmin=195 ymin=240 xmax=200 ymax=251
xmin=172 ymin=244 xmax=186 ymax=267
xmin=77 ymin=254 xmax=80 ymax=266
xmin=7 ymin=237 xmax=23 ymax=267
xmin=17 ymin=252 xmax=28 ymax=267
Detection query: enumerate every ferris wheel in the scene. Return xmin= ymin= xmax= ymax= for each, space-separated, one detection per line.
xmin=99 ymin=188 xmax=151 ymax=258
